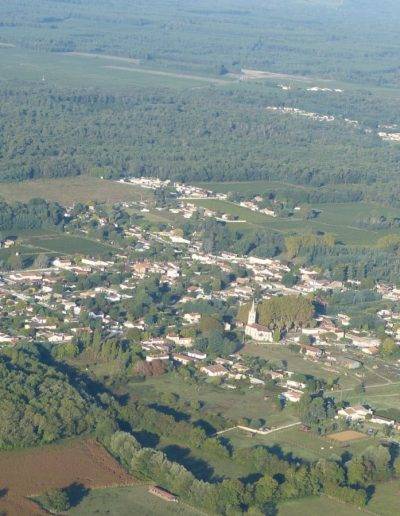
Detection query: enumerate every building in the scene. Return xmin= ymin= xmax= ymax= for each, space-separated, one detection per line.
xmin=245 ymin=300 xmax=273 ymax=342
xmin=201 ymin=364 xmax=228 ymax=377
xmin=148 ymin=486 xmax=178 ymax=502
xmin=337 ymin=405 xmax=373 ymax=421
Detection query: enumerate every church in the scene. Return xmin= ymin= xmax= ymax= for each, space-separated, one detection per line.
xmin=245 ymin=300 xmax=273 ymax=342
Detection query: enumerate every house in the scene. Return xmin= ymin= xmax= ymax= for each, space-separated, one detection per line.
xmin=201 ymin=364 xmax=228 ymax=377
xmin=299 ymin=344 xmax=324 ymax=359
xmin=166 ymin=334 xmax=193 ymax=348
xmin=173 ymin=353 xmax=193 ymax=365
xmin=281 ymin=390 xmax=302 ymax=403
xmin=146 ymin=353 xmax=170 ymax=362
xmin=337 ymin=405 xmax=373 ymax=421
xmin=370 ymin=416 xmax=394 ymax=427
xmin=148 ymin=486 xmax=178 ymax=502
xmin=187 ymin=350 xmax=207 ymax=360
xmin=244 ymin=301 xmax=273 ymax=342
xmin=183 ymin=313 xmax=201 ymax=325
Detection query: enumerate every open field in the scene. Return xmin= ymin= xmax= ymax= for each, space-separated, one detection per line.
xmin=26 ymin=234 xmax=114 ymax=256
xmin=279 ymin=479 xmax=400 ymax=515
xmin=69 ymin=485 xmax=201 ymax=516
xmin=327 ymin=430 xmax=366 ymax=442
xmin=187 ymin=198 xmax=400 ymax=246
xmin=226 ymin=425 xmax=376 ymax=463
xmin=0 ymin=46 xmax=227 ymax=91
xmin=0 ymin=176 xmax=152 ymax=205
xmin=125 ymin=371 xmax=297 ymax=427
xmin=278 ymin=494 xmax=365 ymax=516
xmin=0 ymin=439 xmax=134 ymax=515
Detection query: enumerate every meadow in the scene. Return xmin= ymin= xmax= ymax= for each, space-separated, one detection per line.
xmin=69 ymin=485 xmax=200 ymax=516
xmin=188 ymin=196 xmax=400 ymax=246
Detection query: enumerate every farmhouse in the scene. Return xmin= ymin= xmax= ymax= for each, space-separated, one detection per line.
xmin=337 ymin=405 xmax=373 ymax=421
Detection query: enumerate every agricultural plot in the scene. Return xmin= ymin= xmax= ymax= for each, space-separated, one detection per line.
xmin=0 ymin=439 xmax=134 ymax=515
xmin=0 ymin=177 xmax=153 ymax=205
xmin=187 ymin=198 xmax=400 ymax=246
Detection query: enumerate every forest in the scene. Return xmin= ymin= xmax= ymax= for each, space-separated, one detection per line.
xmin=1 ymin=83 xmax=400 ymax=202
xmin=1 ymin=1 xmax=400 ymax=86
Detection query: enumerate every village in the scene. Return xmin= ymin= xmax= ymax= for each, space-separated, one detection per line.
xmin=1 ymin=179 xmax=400 ymax=441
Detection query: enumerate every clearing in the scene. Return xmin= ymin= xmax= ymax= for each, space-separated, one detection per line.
xmin=0 ymin=438 xmax=134 ymax=515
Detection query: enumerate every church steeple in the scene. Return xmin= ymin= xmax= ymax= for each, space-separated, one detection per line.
xmin=248 ymin=299 xmax=257 ymax=325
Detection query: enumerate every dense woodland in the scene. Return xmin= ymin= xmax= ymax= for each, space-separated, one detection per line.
xmin=1 ymin=84 xmax=400 ymax=204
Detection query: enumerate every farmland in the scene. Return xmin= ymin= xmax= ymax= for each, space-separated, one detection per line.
xmin=0 ymin=439 xmax=134 ymax=515
xmin=0 ymin=177 xmax=152 ymax=205
xmin=187 ymin=197 xmax=400 ymax=247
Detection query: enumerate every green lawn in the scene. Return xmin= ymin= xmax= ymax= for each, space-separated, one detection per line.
xmin=68 ymin=485 xmax=201 ymax=516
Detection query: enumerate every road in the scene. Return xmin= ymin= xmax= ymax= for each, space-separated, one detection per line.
xmin=215 ymin=421 xmax=301 ymax=437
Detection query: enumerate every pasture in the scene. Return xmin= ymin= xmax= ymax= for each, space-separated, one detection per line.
xmin=68 ymin=485 xmax=200 ymax=516
xmin=0 ymin=439 xmax=134 ymax=515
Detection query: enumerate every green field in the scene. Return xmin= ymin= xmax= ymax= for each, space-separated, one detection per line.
xmin=0 ymin=46 xmax=229 ymax=91
xmin=69 ymin=485 xmax=200 ymax=516
xmin=187 ymin=197 xmax=400 ymax=246
xmin=26 ymin=234 xmax=113 ymax=256
xmin=279 ymin=479 xmax=400 ymax=515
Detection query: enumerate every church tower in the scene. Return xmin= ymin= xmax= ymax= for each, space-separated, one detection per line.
xmin=248 ymin=299 xmax=257 ymax=325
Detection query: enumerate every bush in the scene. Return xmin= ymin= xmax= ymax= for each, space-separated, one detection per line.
xmin=42 ymin=488 xmax=70 ymax=512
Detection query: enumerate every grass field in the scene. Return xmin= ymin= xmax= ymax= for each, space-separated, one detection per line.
xmin=0 ymin=46 xmax=229 ymax=91
xmin=227 ymin=425 xmax=376 ymax=463
xmin=279 ymin=479 xmax=400 ymax=515
xmin=27 ymin=234 xmax=113 ymax=256
xmin=0 ymin=176 xmax=152 ymax=205
xmin=187 ymin=198 xmax=400 ymax=246
xmin=69 ymin=485 xmax=200 ymax=516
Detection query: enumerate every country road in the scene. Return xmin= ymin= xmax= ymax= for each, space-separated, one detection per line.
xmin=215 ymin=421 xmax=301 ymax=437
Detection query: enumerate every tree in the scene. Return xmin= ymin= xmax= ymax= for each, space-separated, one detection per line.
xmin=254 ymin=475 xmax=278 ymax=506
xmin=42 ymin=488 xmax=70 ymax=512
xmin=379 ymin=337 xmax=399 ymax=358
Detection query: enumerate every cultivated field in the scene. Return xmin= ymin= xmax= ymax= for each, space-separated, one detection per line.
xmin=0 ymin=177 xmax=152 ymax=205
xmin=327 ymin=430 xmax=366 ymax=442
xmin=0 ymin=439 xmax=134 ymax=515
